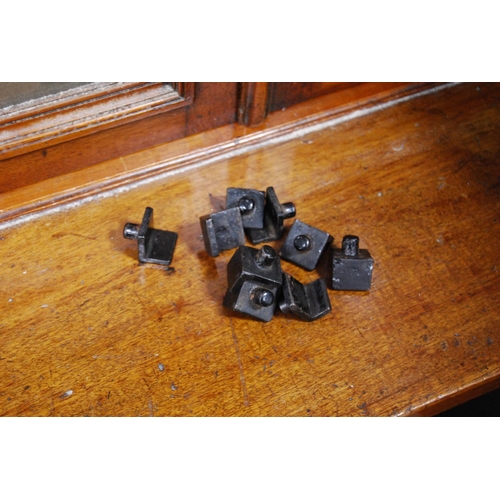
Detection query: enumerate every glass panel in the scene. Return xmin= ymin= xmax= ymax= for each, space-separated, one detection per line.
xmin=0 ymin=82 xmax=91 ymax=109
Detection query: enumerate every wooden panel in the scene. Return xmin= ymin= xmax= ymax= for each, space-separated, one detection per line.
xmin=0 ymin=83 xmax=238 ymax=194
xmin=237 ymin=82 xmax=269 ymax=126
xmin=268 ymin=82 xmax=362 ymax=111
xmin=0 ymin=83 xmax=194 ymax=158
xmin=0 ymin=82 xmax=499 ymax=417
xmin=0 ymin=108 xmax=189 ymax=194
xmin=185 ymin=82 xmax=238 ymax=135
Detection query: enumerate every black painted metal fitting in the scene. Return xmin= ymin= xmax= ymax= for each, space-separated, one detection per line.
xmin=279 ymin=273 xmax=331 ymax=321
xmin=223 ymin=280 xmax=279 ymax=322
xmin=199 ymin=207 xmax=246 ymax=257
xmin=227 ymin=245 xmax=282 ymax=293
xmin=279 ymin=219 xmax=333 ymax=271
xmin=331 ymin=235 xmax=374 ymax=290
xmin=123 ymin=207 xmax=178 ymax=265
xmin=226 ymin=188 xmax=266 ymax=229
xmin=246 ymin=187 xmax=296 ymax=244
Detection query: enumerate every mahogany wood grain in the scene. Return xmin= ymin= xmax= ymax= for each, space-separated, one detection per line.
xmin=1 ymin=82 xmax=499 ymax=416
xmin=237 ymin=82 xmax=269 ymax=126
xmin=268 ymin=82 xmax=362 ymax=112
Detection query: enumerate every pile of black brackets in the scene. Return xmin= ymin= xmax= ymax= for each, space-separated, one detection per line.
xmin=200 ymin=186 xmax=374 ymax=323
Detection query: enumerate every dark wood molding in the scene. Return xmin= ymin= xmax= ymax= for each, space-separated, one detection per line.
xmin=267 ymin=82 xmax=362 ymax=112
xmin=0 ymin=82 xmax=195 ymax=160
xmin=237 ymin=82 xmax=269 ymax=127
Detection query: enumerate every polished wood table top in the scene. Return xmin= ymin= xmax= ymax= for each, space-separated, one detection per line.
xmin=1 ymin=82 xmax=499 ymax=416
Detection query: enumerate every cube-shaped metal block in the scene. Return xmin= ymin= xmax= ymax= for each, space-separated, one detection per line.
xmin=226 ymin=188 xmax=265 ymax=229
xmin=331 ymin=235 xmax=374 ymax=290
xmin=223 ymin=280 xmax=279 ymax=322
xmin=279 ymin=219 xmax=332 ymax=271
xmin=199 ymin=207 xmax=246 ymax=257
xmin=227 ymin=245 xmax=282 ymax=293
xmin=279 ymin=273 xmax=331 ymax=322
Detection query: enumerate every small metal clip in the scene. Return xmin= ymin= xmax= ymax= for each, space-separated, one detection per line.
xmin=123 ymin=207 xmax=178 ymax=265
xmin=227 ymin=245 xmax=282 ymax=293
xmin=199 ymin=207 xmax=246 ymax=257
xmin=226 ymin=188 xmax=266 ymax=229
xmin=279 ymin=273 xmax=331 ymax=321
xmin=279 ymin=219 xmax=333 ymax=271
xmin=331 ymin=235 xmax=374 ymax=290
xmin=224 ymin=280 xmax=279 ymax=322
xmin=246 ymin=187 xmax=296 ymax=244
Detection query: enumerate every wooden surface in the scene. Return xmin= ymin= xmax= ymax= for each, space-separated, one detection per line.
xmin=1 ymin=82 xmax=499 ymax=416
xmin=268 ymin=82 xmax=362 ymax=112
xmin=0 ymin=82 xmax=428 ymax=224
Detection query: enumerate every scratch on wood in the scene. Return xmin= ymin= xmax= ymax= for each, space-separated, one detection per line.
xmin=133 ymin=290 xmax=147 ymax=312
xmin=51 ymin=232 xmax=98 ymax=241
xmin=230 ymin=318 xmax=249 ymax=407
xmin=120 ymin=156 xmax=129 ymax=172
xmin=356 ymin=325 xmax=365 ymax=340
xmin=148 ymin=399 xmax=154 ymax=417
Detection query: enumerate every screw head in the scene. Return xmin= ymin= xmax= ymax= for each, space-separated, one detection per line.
xmin=294 ymin=235 xmax=311 ymax=251
xmin=253 ymin=289 xmax=275 ymax=307
xmin=238 ymin=197 xmax=255 ymax=213
xmin=123 ymin=223 xmax=139 ymax=240
xmin=255 ymin=245 xmax=277 ymax=267
xmin=281 ymin=202 xmax=296 ymax=219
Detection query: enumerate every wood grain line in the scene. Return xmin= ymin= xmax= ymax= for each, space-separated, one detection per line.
xmin=230 ymin=318 xmax=249 ymax=407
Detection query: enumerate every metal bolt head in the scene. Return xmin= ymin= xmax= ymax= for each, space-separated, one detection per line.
xmin=238 ymin=197 xmax=255 ymax=213
xmin=253 ymin=289 xmax=275 ymax=307
xmin=281 ymin=202 xmax=296 ymax=219
xmin=226 ymin=188 xmax=265 ymax=229
xmin=223 ymin=280 xmax=279 ymax=322
xmin=123 ymin=223 xmax=139 ymax=240
xmin=254 ymin=245 xmax=277 ymax=267
xmin=293 ymin=235 xmax=312 ymax=251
